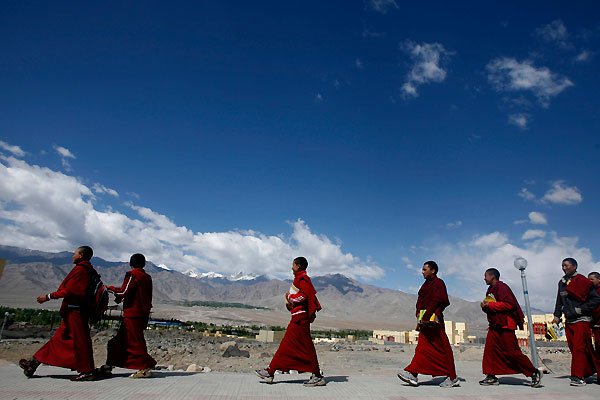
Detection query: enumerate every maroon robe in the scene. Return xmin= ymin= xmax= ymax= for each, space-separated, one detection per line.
xmin=268 ymin=270 xmax=321 ymax=375
xmin=482 ymin=281 xmax=536 ymax=377
xmin=33 ymin=261 xmax=95 ymax=373
xmin=404 ymin=275 xmax=457 ymax=380
xmin=105 ymin=268 xmax=156 ymax=370
xmin=590 ymin=286 xmax=600 ymax=375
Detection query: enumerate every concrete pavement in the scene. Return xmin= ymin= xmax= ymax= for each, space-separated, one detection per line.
xmin=0 ymin=361 xmax=598 ymax=399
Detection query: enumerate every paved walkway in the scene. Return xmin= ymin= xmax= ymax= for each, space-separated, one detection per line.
xmin=0 ymin=362 xmax=598 ymax=399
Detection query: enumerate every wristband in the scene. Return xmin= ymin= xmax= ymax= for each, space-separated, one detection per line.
xmin=47 ymin=293 xmax=52 ymax=300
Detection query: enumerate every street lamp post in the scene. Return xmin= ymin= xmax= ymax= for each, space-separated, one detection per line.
xmin=0 ymin=312 xmax=9 ymax=341
xmin=514 ymin=257 xmax=539 ymax=369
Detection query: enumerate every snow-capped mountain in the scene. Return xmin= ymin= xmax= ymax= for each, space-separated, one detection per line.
xmin=185 ymin=270 xmax=260 ymax=282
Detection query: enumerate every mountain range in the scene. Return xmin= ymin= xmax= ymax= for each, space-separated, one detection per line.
xmin=0 ymin=245 xmax=497 ymax=334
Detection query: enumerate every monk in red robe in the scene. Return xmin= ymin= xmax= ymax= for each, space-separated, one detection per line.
xmin=553 ymin=257 xmax=600 ymax=386
xmin=98 ymin=253 xmax=156 ymax=379
xmin=588 ymin=271 xmax=600 ymax=380
xmin=256 ymin=257 xmax=325 ymax=387
xmin=397 ymin=261 xmax=459 ymax=388
xmin=479 ymin=268 xmax=541 ymax=387
xmin=19 ymin=246 xmax=97 ymax=381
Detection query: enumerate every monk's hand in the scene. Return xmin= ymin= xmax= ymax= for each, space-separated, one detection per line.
xmin=552 ymin=316 xmax=560 ymax=325
xmin=480 ymin=301 xmax=487 ymax=309
xmin=36 ymin=294 xmax=48 ymax=304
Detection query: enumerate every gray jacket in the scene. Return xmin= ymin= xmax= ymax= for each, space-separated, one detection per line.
xmin=553 ymin=272 xmax=600 ymax=323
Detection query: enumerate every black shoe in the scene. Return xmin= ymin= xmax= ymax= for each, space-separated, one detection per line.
xmin=96 ymin=365 xmax=113 ymax=378
xmin=479 ymin=375 xmax=499 ymax=386
xmin=19 ymin=358 xmax=40 ymax=378
xmin=70 ymin=372 xmax=97 ymax=381
xmin=531 ymin=369 xmax=542 ymax=388
xmin=569 ymin=376 xmax=586 ymax=387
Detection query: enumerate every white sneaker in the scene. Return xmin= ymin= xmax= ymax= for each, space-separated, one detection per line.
xmin=303 ymin=374 xmax=326 ymax=387
xmin=397 ymin=371 xmax=418 ymax=386
xmin=255 ymin=369 xmax=274 ymax=384
xmin=439 ymin=377 xmax=460 ymax=388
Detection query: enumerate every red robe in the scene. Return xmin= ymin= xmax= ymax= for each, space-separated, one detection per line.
xmin=33 ymin=261 xmax=95 ymax=373
xmin=404 ymin=275 xmax=457 ymax=379
xmin=105 ymin=268 xmax=156 ymax=370
xmin=590 ymin=286 xmax=600 ymax=376
xmin=482 ymin=281 xmax=536 ymax=377
xmin=268 ymin=270 xmax=321 ymax=375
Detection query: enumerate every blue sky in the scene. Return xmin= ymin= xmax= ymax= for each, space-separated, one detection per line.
xmin=1 ymin=1 xmax=599 ymax=310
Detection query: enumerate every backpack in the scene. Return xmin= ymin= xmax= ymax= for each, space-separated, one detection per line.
xmin=87 ymin=269 xmax=109 ymax=325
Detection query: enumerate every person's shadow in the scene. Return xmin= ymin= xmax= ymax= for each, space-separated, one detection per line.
xmin=398 ymin=376 xmax=467 ymax=386
xmin=262 ymin=375 xmax=349 ymax=385
xmin=499 ymin=376 xmax=538 ymax=387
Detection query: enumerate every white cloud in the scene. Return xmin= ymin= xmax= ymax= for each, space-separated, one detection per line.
xmin=54 ymin=145 xmax=76 ymax=159
xmin=522 ymin=229 xmax=546 ymax=240
xmin=542 ymin=181 xmax=583 ymax=205
xmin=0 ymin=156 xmax=384 ymax=281
xmin=314 ymin=93 xmax=324 ymax=103
xmin=431 ymin=232 xmax=600 ymax=310
xmin=92 ymin=183 xmax=119 ymax=197
xmin=54 ymin=145 xmax=76 ymax=171
xmin=574 ymin=49 xmax=592 ymax=63
xmin=472 ymin=232 xmax=509 ymax=248
xmin=446 ymin=220 xmax=463 ymax=229
xmin=486 ymin=58 xmax=573 ymax=107
xmin=0 ymin=140 xmax=26 ymax=157
xmin=355 ymin=58 xmax=364 ymax=69
xmin=535 ymin=20 xmax=571 ymax=49
xmin=528 ymin=211 xmax=547 ymax=225
xmin=518 ymin=187 xmax=536 ymax=201
xmin=368 ymin=0 xmax=398 ymax=14
xmin=508 ymin=113 xmax=529 ymax=129
xmin=401 ymin=41 xmax=452 ymax=98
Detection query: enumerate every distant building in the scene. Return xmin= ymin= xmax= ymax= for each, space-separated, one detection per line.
xmin=515 ymin=313 xmax=566 ymax=346
xmin=255 ymin=329 xmax=285 ymax=343
xmin=372 ymin=321 xmax=467 ymax=345
xmin=445 ymin=321 xmax=467 ymax=345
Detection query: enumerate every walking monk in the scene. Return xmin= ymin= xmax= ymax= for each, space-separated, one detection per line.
xmin=99 ymin=253 xmax=156 ymax=378
xmin=397 ymin=261 xmax=460 ymax=388
xmin=479 ymin=268 xmax=542 ymax=387
xmin=588 ymin=271 xmax=600 ymax=382
xmin=19 ymin=246 xmax=97 ymax=381
xmin=552 ymin=257 xmax=600 ymax=386
xmin=255 ymin=257 xmax=325 ymax=386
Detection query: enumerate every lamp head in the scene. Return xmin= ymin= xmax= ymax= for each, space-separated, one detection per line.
xmin=514 ymin=257 xmax=528 ymax=271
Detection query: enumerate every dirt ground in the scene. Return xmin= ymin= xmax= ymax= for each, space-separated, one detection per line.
xmin=0 ymin=325 xmax=574 ymax=376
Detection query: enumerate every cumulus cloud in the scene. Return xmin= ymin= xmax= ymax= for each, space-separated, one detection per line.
xmin=401 ymin=41 xmax=452 ymax=98
xmin=368 ymin=0 xmax=398 ymax=14
xmin=508 ymin=113 xmax=529 ymax=129
xmin=535 ymin=20 xmax=572 ymax=49
xmin=431 ymin=231 xmax=600 ymax=310
xmin=486 ymin=58 xmax=573 ymax=107
xmin=472 ymin=232 xmax=509 ymax=248
xmin=0 ymin=156 xmax=384 ymax=281
xmin=522 ymin=229 xmax=546 ymax=240
xmin=0 ymin=140 xmax=26 ymax=157
xmin=92 ymin=183 xmax=119 ymax=197
xmin=528 ymin=211 xmax=547 ymax=225
xmin=542 ymin=181 xmax=583 ymax=205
